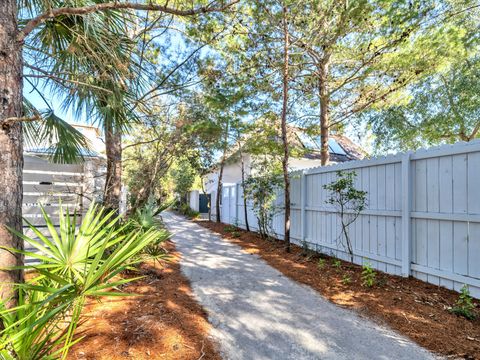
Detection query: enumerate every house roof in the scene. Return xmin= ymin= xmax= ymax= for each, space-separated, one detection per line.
xmin=24 ymin=124 xmax=105 ymax=158
xmin=212 ymin=126 xmax=366 ymax=173
xmin=294 ymin=132 xmax=366 ymax=162
xmin=24 ymin=147 xmax=100 ymax=157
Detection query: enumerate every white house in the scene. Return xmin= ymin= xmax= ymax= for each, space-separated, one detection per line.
xmin=198 ymin=130 xmax=366 ymax=217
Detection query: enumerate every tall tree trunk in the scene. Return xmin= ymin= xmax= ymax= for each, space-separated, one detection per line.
xmin=281 ymin=4 xmax=291 ymax=252
xmin=104 ymin=121 xmax=122 ymax=214
xmin=0 ymin=0 xmax=24 ymax=306
xmin=216 ymin=156 xmax=225 ymax=223
xmin=240 ymin=152 xmax=250 ymax=232
xmin=319 ymin=59 xmax=331 ymax=166
xmin=216 ymin=120 xmax=230 ymax=223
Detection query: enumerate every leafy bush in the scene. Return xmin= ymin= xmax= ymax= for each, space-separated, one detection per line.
xmin=244 ymin=162 xmax=283 ymax=240
xmin=361 ymin=262 xmax=376 ymax=287
xmin=332 ymin=259 xmax=342 ymax=269
xmin=342 ymin=275 xmax=352 ymax=285
xmin=0 ymin=203 xmax=165 ymax=359
xmin=223 ymin=225 xmax=237 ymax=233
xmin=132 ymin=198 xmax=171 ymax=232
xmin=300 ymin=241 xmax=315 ymax=260
xmin=178 ymin=203 xmax=200 ymax=219
xmin=129 ymin=199 xmax=171 ymax=264
xmin=317 ymin=258 xmax=326 ymax=269
xmin=324 ymin=171 xmax=367 ymax=263
xmin=450 ymin=285 xmax=477 ymax=320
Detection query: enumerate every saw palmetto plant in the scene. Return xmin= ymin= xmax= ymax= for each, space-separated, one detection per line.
xmin=0 ymin=203 xmax=168 ymax=359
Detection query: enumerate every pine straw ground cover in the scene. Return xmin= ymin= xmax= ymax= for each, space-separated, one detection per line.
xmin=68 ymin=241 xmax=220 ymax=360
xmin=196 ymin=220 xmax=480 ymax=360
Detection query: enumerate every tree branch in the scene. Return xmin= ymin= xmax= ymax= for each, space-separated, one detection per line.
xmin=1 ymin=115 xmax=42 ymax=128
xmin=18 ymin=0 xmax=239 ymax=42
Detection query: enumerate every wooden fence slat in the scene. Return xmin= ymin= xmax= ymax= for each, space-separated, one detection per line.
xmin=23 ymin=195 xmax=81 ymax=204
xmin=24 ymin=161 xmax=83 ymax=173
xmin=24 ymin=184 xmax=82 ymax=194
xmin=23 ymin=172 xmax=83 ymax=184
xmin=23 ymin=205 xmax=81 ymax=216
xmin=23 ymin=216 xmax=82 ymax=226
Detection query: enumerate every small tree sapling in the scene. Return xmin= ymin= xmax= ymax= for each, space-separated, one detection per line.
xmin=324 ymin=170 xmax=367 ymax=263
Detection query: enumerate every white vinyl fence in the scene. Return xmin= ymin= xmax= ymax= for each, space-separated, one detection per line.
xmin=220 ymin=140 xmax=480 ymax=298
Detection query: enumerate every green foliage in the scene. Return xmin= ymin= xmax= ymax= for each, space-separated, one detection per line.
xmin=317 ymin=258 xmax=326 ymax=269
xmin=122 ymin=110 xmax=207 ymax=212
xmin=23 ymin=99 xmax=91 ymax=164
xmin=244 ymin=158 xmax=283 ymax=240
xmin=361 ymin=262 xmax=376 ymax=288
xmin=172 ymin=158 xmax=198 ymax=203
xmin=300 ymin=240 xmax=315 ymax=260
xmin=333 ymin=259 xmax=342 ymax=269
xmin=132 ymin=198 xmax=171 ymax=232
xmin=324 ymin=171 xmax=367 ymax=211
xmin=450 ymin=285 xmax=477 ymax=320
xmin=0 ymin=203 xmax=165 ymax=359
xmin=300 ymin=240 xmax=309 ymax=255
xmin=129 ymin=199 xmax=171 ymax=265
xmin=223 ymin=225 xmax=241 ymax=238
xmin=324 ymin=171 xmax=367 ymax=262
xmin=177 ymin=203 xmax=200 ymax=219
xmin=342 ymin=275 xmax=352 ymax=285
xmin=368 ymin=56 xmax=480 ymax=151
xmin=224 ymin=224 xmax=237 ymax=233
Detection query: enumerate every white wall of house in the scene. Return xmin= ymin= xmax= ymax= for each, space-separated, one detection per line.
xmin=205 ymin=154 xmax=327 ymax=220
xmin=205 ymin=154 xmax=324 ymax=196
xmin=189 ymin=190 xmax=200 ymax=212
xmin=289 ymin=158 xmax=324 ymax=171
xmin=204 ymin=154 xmax=251 ymax=195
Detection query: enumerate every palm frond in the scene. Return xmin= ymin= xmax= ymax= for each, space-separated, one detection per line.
xmin=23 ymin=98 xmax=92 ymax=164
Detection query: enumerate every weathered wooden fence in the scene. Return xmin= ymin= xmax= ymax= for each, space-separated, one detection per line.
xmin=220 ymin=140 xmax=480 ymax=298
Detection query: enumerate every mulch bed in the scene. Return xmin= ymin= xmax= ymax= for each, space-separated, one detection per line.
xmin=196 ymin=220 xmax=480 ymax=359
xmin=69 ymin=241 xmax=221 ymax=360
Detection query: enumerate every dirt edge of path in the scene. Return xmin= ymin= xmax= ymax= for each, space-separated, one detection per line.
xmin=196 ymin=220 xmax=480 ymax=360
xmin=69 ymin=240 xmax=221 ymax=360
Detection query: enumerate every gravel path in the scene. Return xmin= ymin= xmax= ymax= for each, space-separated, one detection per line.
xmin=162 ymin=212 xmax=438 ymax=360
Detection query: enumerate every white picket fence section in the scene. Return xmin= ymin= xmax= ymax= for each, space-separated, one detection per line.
xmin=220 ymin=140 xmax=480 ymax=298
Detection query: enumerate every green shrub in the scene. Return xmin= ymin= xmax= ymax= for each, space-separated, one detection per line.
xmin=323 ymin=170 xmax=367 ymax=263
xmin=126 ymin=199 xmax=171 ymax=265
xmin=342 ymin=275 xmax=352 ymax=285
xmin=361 ymin=262 xmax=376 ymax=287
xmin=450 ymin=285 xmax=477 ymax=320
xmin=178 ymin=203 xmax=200 ymax=219
xmin=317 ymin=258 xmax=326 ymax=269
xmin=132 ymin=198 xmax=171 ymax=232
xmin=231 ymin=231 xmax=241 ymax=238
xmin=300 ymin=241 xmax=316 ymax=260
xmin=300 ymin=240 xmax=310 ymax=256
xmin=333 ymin=259 xmax=342 ymax=269
xmin=224 ymin=225 xmax=237 ymax=233
xmin=0 ymin=203 xmax=164 ymax=359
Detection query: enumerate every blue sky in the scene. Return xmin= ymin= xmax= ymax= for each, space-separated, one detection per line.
xmin=24 ymin=79 xmax=88 ymax=125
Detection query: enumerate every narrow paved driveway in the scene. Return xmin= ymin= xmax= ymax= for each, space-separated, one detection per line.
xmin=162 ymin=212 xmax=437 ymax=360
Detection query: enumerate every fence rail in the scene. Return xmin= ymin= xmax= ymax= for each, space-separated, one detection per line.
xmin=219 ymin=140 xmax=480 ymax=298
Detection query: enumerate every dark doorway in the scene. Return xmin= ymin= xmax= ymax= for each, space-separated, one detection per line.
xmin=199 ymin=194 xmax=210 ymax=213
